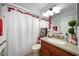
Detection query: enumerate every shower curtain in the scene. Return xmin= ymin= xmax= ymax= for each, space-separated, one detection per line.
xmin=2 ymin=4 xmax=40 ymax=56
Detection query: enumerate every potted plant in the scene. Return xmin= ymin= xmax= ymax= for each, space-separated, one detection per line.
xmin=68 ymin=20 xmax=77 ymax=45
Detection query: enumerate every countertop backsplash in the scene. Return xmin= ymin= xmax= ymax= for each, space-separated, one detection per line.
xmin=47 ymin=33 xmax=64 ymax=40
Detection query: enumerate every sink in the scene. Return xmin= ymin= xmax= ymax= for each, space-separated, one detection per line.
xmin=46 ymin=37 xmax=66 ymax=45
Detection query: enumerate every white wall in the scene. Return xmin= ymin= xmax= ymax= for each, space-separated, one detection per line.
xmin=77 ymin=3 xmax=79 ymax=48
xmin=40 ymin=20 xmax=48 ymax=28
xmin=51 ymin=4 xmax=77 ymax=36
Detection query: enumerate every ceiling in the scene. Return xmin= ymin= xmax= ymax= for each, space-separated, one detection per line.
xmin=15 ymin=3 xmax=49 ymax=16
xmin=15 ymin=3 xmax=74 ymax=20
xmin=16 ymin=3 xmax=49 ymax=11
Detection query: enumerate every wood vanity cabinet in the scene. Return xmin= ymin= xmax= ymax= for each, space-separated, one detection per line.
xmin=40 ymin=40 xmax=75 ymax=56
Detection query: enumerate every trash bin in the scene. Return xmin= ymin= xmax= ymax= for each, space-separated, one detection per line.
xmin=32 ymin=44 xmax=41 ymax=56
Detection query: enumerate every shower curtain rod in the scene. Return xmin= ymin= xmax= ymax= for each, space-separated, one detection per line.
xmin=6 ymin=3 xmax=39 ymax=18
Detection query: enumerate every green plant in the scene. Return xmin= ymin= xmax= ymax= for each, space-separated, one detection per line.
xmin=68 ymin=28 xmax=75 ymax=35
xmin=68 ymin=20 xmax=76 ymax=27
xmin=68 ymin=20 xmax=76 ymax=35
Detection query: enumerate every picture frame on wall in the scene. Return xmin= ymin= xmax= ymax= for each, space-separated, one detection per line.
xmin=53 ymin=25 xmax=60 ymax=33
xmin=53 ymin=26 xmax=58 ymax=31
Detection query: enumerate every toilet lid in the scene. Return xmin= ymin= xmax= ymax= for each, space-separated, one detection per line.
xmin=32 ymin=44 xmax=41 ymax=50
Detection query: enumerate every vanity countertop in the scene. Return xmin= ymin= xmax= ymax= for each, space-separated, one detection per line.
xmin=40 ymin=37 xmax=79 ymax=56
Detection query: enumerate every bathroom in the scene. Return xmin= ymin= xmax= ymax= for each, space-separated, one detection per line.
xmin=0 ymin=3 xmax=79 ymax=56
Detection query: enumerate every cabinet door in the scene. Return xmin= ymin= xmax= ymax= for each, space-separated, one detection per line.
xmin=40 ymin=40 xmax=51 ymax=56
xmin=51 ymin=46 xmax=55 ymax=56
xmin=41 ymin=40 xmax=52 ymax=50
xmin=41 ymin=47 xmax=51 ymax=56
xmin=54 ymin=46 xmax=74 ymax=56
xmin=40 ymin=40 xmax=75 ymax=56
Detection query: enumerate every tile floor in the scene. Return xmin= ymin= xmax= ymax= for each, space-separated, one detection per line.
xmin=26 ymin=51 xmax=40 ymax=56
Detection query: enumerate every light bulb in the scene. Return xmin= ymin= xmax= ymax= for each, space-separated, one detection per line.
xmin=52 ymin=6 xmax=61 ymax=14
xmin=42 ymin=13 xmax=49 ymax=17
xmin=42 ymin=13 xmax=46 ymax=16
xmin=46 ymin=10 xmax=51 ymax=15
xmin=53 ymin=7 xmax=60 ymax=12
xmin=54 ymin=10 xmax=61 ymax=14
xmin=50 ymin=11 xmax=54 ymax=16
xmin=45 ymin=14 xmax=49 ymax=17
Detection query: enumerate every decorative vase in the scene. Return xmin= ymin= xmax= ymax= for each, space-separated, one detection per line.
xmin=69 ymin=34 xmax=77 ymax=45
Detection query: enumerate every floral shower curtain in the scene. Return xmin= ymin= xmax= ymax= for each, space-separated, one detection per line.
xmin=2 ymin=4 xmax=40 ymax=56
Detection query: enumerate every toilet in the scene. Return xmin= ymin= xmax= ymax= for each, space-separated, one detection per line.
xmin=32 ymin=44 xmax=41 ymax=56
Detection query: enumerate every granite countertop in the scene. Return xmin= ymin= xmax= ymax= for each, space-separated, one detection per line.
xmin=41 ymin=37 xmax=79 ymax=56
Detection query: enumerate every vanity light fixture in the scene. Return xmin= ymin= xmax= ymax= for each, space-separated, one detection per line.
xmin=52 ymin=6 xmax=61 ymax=14
xmin=42 ymin=6 xmax=61 ymax=17
xmin=42 ymin=10 xmax=54 ymax=17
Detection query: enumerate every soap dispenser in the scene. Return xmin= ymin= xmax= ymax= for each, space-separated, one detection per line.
xmin=64 ymin=33 xmax=69 ymax=42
